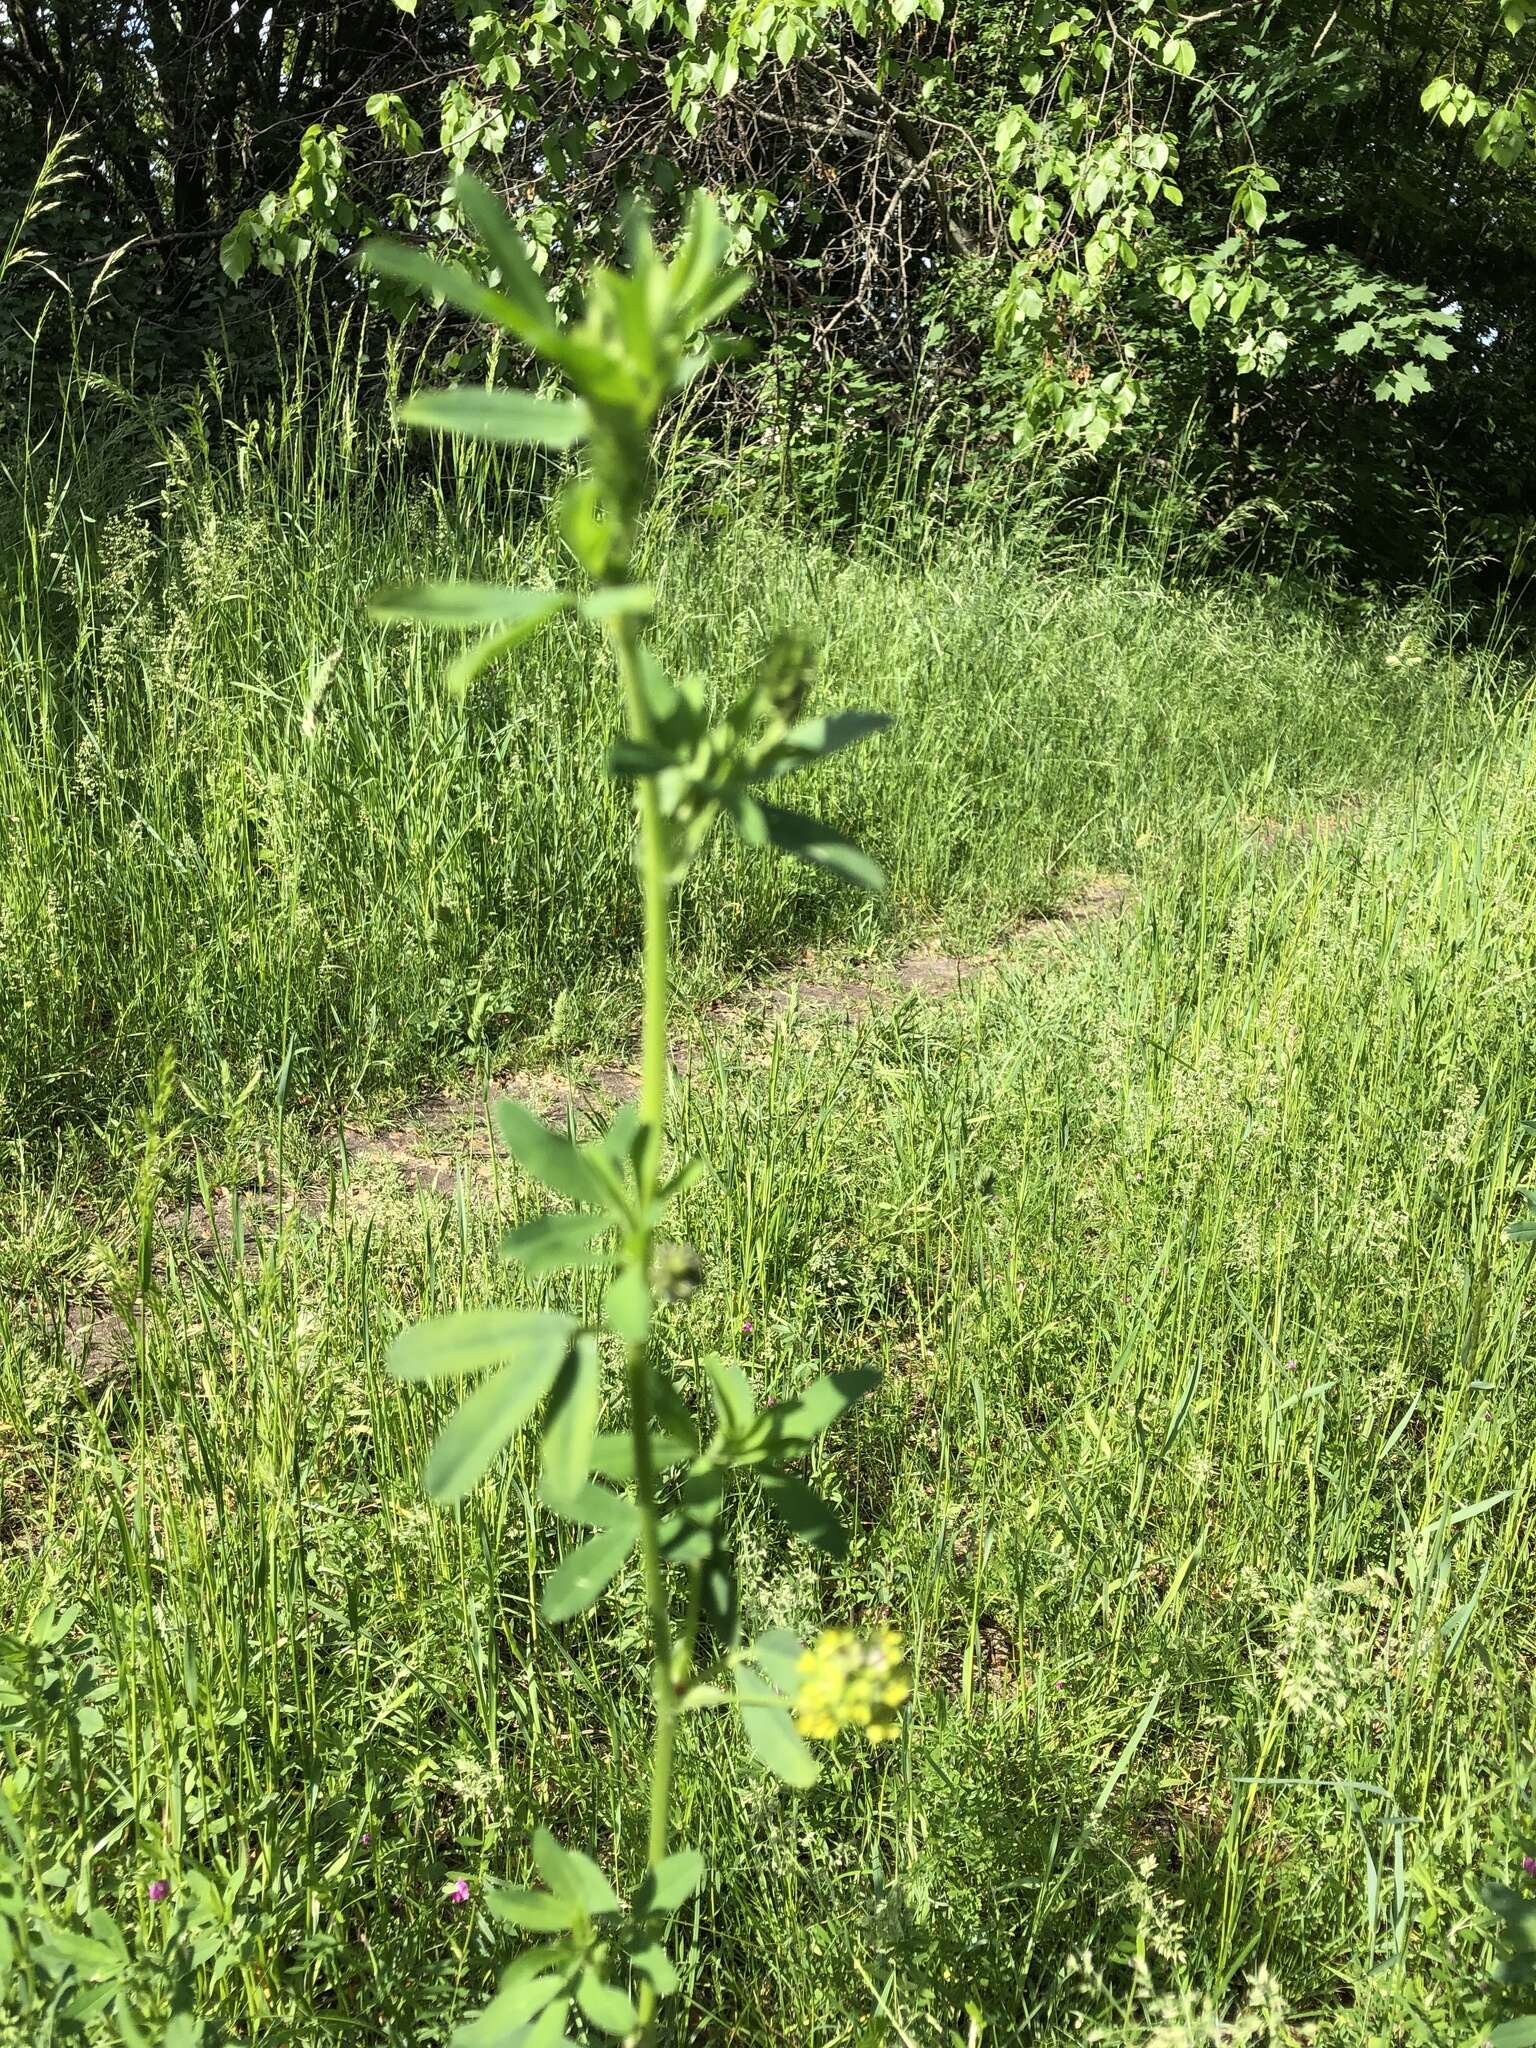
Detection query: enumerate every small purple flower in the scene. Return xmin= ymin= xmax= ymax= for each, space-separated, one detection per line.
xmin=741 ymin=1317 xmax=754 ymax=1336
xmin=448 ymin=1878 xmax=471 ymax=1904
xmin=1522 ymin=1854 xmax=1536 ymax=1878
xmin=360 ymin=1832 xmax=371 ymax=1847
xmin=147 ymin=1880 xmax=169 ymax=1903
xmin=1285 ymin=1359 xmax=1298 ymax=1372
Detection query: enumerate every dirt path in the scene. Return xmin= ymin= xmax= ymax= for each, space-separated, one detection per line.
xmin=333 ymin=873 xmax=1133 ymax=1200
xmin=59 ymin=875 xmax=1132 ymax=1376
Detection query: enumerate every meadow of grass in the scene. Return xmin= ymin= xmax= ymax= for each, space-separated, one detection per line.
xmin=1 ymin=373 xmax=1534 ymax=2045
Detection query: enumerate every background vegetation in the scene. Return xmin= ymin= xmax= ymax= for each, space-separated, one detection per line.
xmin=6 ymin=0 xmax=1536 ymax=576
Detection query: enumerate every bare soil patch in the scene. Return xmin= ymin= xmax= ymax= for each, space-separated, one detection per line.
xmin=56 ymin=876 xmax=1132 ymax=1379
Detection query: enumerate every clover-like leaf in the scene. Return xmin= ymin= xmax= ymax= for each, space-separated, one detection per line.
xmin=388 ymin=1309 xmax=577 ymax=1384
xmin=542 ymin=1523 xmax=638 ymax=1622
xmin=634 ymin=1849 xmax=704 ymax=1916
xmin=532 ymin=1830 xmax=622 ymax=1916
xmin=501 ymin=1211 xmax=616 ymax=1275
xmin=540 ymin=1333 xmax=602 ymax=1504
xmin=400 ymin=387 xmax=590 ymax=448
xmin=759 ymin=1470 xmax=847 ymax=1555
xmin=733 ymin=1669 xmax=819 ymax=1787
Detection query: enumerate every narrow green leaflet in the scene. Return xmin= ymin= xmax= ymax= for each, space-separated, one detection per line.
xmin=759 ymin=1470 xmax=846 ymax=1555
xmin=532 ymin=1830 xmax=622 ymax=1915
xmin=369 ymin=582 xmax=572 ymax=630
xmin=625 ymin=1940 xmax=680 ymax=1996
xmin=594 ymin=1100 xmax=641 ymax=1168
xmin=658 ymin=1514 xmax=713 ymax=1565
xmin=634 ymin=1849 xmax=704 ymax=1915
xmin=388 ymin=1308 xmax=576 ymax=1383
xmin=443 ymin=613 xmax=568 ymax=695
xmin=579 ymin=585 xmax=656 ymax=621
xmin=733 ymin=1670 xmax=819 ymax=1787
xmin=667 ymin=189 xmax=730 ymax=315
xmin=753 ymin=801 xmax=886 ymax=892
xmin=769 ymin=1368 xmax=880 ymax=1446
xmin=603 ymin=1261 xmax=653 ymax=1343
xmin=540 ymin=1334 xmax=602 ymax=1503
xmin=1484 ymin=2021 xmax=1536 ymax=2048
xmin=750 ymin=1628 xmax=809 ymax=1697
xmin=754 ymin=709 xmax=893 ymax=781
xmin=542 ymin=1523 xmax=638 ymax=1622
xmin=576 ymin=1969 xmax=638 ymax=2038
xmin=424 ymin=1346 xmax=571 ymax=1502
xmin=634 ymin=642 xmax=681 ymax=725
xmin=400 ymin=387 xmax=590 ymax=448
xmin=454 ymin=174 xmax=557 ymax=334
xmin=541 ymin=1481 xmax=640 ymax=1532
xmin=498 ymin=1100 xmax=611 ymax=1209
xmin=701 ymin=1534 xmax=740 ymax=1646
xmin=359 ymin=237 xmax=524 ymax=328
xmin=681 ymin=263 xmax=754 ymax=332
xmin=587 ymin=1430 xmax=695 ymax=1482
xmin=501 ymin=1211 xmax=615 ymax=1275
xmin=699 ymin=1353 xmax=756 ymax=1439
xmin=555 ymin=477 xmax=609 ymax=576
xmin=453 ymin=1989 xmax=570 ymax=2048
xmin=482 ymin=1885 xmax=578 ymax=1934
xmin=1486 ymin=1881 xmax=1536 ymax=1952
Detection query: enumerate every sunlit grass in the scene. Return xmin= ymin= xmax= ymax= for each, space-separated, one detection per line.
xmin=1 ymin=386 xmax=1533 ymax=2044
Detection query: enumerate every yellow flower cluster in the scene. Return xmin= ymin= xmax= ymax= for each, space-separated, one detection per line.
xmin=793 ymin=1628 xmax=911 ymax=1743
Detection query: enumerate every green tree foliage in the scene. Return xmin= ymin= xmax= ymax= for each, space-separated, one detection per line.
xmin=5 ymin=0 xmax=1536 ymax=574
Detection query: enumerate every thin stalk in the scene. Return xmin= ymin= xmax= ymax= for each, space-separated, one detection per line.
xmin=611 ymin=609 xmax=679 ymax=2039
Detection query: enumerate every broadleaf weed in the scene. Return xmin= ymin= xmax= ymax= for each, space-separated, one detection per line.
xmin=363 ymin=181 xmax=905 ymax=2043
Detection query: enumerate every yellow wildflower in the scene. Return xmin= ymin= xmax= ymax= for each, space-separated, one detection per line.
xmin=793 ymin=1627 xmax=911 ymax=1743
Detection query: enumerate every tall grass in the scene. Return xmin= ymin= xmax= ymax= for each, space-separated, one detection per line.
xmin=3 ymin=692 xmax=1534 ymax=2042
xmin=0 ymin=342 xmax=1500 ymax=1156
xmin=2 ymin=329 xmax=1534 ymax=2046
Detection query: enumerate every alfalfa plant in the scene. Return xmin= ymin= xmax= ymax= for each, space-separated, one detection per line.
xmin=362 ymin=181 xmax=909 ymax=2045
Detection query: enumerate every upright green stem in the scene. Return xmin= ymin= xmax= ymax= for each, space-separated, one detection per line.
xmin=612 ymin=611 xmax=678 ymax=2037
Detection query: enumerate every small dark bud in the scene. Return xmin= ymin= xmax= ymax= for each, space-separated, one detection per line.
xmin=652 ymin=1242 xmax=705 ymax=1301
xmin=754 ymin=628 xmax=816 ymax=725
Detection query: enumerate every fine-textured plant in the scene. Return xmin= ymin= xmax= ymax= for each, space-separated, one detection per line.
xmin=361 ymin=180 xmax=907 ymax=2044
